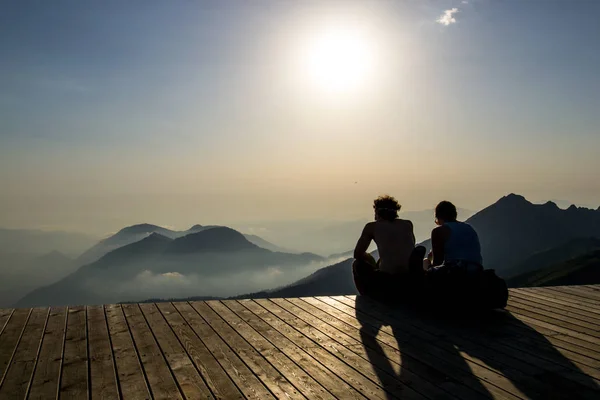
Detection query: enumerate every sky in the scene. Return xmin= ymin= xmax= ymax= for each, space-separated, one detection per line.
xmin=1 ymin=0 xmax=599 ymax=235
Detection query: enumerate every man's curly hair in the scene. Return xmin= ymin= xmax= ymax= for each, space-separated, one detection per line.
xmin=373 ymin=195 xmax=401 ymax=221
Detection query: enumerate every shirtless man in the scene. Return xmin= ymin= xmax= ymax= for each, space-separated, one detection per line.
xmin=352 ymin=195 xmax=426 ymax=300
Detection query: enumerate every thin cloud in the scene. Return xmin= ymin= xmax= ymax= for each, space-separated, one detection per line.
xmin=437 ymin=8 xmax=459 ymax=26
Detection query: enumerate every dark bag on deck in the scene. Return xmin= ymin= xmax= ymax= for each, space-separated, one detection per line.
xmin=425 ymin=266 xmax=508 ymax=311
xmin=475 ymin=269 xmax=508 ymax=310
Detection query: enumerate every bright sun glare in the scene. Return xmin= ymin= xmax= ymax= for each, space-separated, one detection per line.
xmin=303 ymin=27 xmax=375 ymax=94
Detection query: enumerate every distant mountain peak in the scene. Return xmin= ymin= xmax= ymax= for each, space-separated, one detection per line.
xmin=188 ymin=224 xmax=204 ymax=231
xmin=130 ymin=232 xmax=172 ymax=247
xmin=147 ymin=232 xmax=171 ymax=241
xmin=168 ymin=226 xmax=258 ymax=253
xmin=500 ymin=193 xmax=529 ymax=204
xmin=118 ymin=223 xmax=164 ymax=235
xmin=489 ymin=193 xmax=533 ymax=210
xmin=543 ymin=201 xmax=559 ymax=209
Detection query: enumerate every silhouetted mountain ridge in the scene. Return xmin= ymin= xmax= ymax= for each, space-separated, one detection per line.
xmin=503 ymin=237 xmax=600 ymax=280
xmin=167 ymin=227 xmax=258 ymax=253
xmin=77 ymin=223 xmax=287 ymax=264
xmin=507 ymin=250 xmax=600 ymax=287
xmin=16 ymin=226 xmax=325 ymax=307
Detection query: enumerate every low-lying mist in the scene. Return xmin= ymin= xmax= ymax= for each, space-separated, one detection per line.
xmin=80 ymin=255 xmax=351 ymax=304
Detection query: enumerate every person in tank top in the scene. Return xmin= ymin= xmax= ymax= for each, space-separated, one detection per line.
xmin=425 ymin=201 xmax=483 ymax=273
xmin=352 ymin=195 xmax=426 ymax=301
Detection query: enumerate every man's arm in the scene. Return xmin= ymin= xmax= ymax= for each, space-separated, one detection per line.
xmin=353 ymin=223 xmax=374 ymax=261
xmin=431 ymin=225 xmax=450 ymax=267
xmin=407 ymin=220 xmax=416 ymax=247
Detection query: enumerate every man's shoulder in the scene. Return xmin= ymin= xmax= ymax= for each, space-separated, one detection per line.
xmin=392 ymin=218 xmax=414 ymax=229
xmin=432 ymin=224 xmax=451 ymax=238
xmin=363 ymin=221 xmax=376 ymax=232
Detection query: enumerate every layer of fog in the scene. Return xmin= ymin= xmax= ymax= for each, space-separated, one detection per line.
xmin=84 ymin=255 xmax=351 ymax=303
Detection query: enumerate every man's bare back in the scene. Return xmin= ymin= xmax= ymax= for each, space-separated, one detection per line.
xmin=354 ymin=219 xmax=416 ymax=275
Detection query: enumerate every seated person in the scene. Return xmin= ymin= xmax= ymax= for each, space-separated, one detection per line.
xmin=352 ymin=195 xmax=426 ymax=302
xmin=424 ymin=200 xmax=483 ymax=274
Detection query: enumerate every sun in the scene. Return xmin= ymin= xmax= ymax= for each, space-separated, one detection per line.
xmin=303 ymin=27 xmax=375 ymax=94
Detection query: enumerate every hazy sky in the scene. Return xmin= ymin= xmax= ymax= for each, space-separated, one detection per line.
xmin=1 ymin=0 xmax=599 ymax=235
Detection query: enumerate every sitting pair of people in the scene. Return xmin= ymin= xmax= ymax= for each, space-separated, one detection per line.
xmin=352 ymin=195 xmax=483 ymax=303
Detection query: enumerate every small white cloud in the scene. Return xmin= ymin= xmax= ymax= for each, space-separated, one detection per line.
xmin=437 ymin=8 xmax=459 ymax=26
xmin=461 ymin=1 xmax=468 ymax=4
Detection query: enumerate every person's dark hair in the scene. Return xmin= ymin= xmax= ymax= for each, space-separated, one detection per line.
xmin=435 ymin=200 xmax=458 ymax=222
xmin=373 ymin=195 xmax=401 ymax=221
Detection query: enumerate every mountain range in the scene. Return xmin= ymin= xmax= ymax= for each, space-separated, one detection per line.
xmin=9 ymin=193 xmax=600 ymax=307
xmin=16 ymin=227 xmax=324 ymax=307
xmin=77 ymin=223 xmax=291 ymax=264
xmin=507 ymin=250 xmax=600 ymax=287
xmin=503 ymin=237 xmax=600 ymax=279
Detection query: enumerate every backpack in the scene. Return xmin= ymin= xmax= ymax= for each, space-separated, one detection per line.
xmin=476 ymin=269 xmax=508 ymax=310
xmin=424 ymin=266 xmax=508 ymax=311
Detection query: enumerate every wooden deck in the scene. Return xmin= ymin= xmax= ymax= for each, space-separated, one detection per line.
xmin=0 ymin=286 xmax=599 ymax=399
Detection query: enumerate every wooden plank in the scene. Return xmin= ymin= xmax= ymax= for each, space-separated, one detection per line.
xmin=509 ymin=298 xmax=599 ymax=332
xmin=0 ymin=308 xmax=31 ymax=384
xmin=511 ymin=291 xmax=600 ymax=325
xmin=472 ymin=316 xmax=600 ymax=372
xmin=188 ymin=301 xmax=304 ymax=399
xmin=60 ymin=306 xmax=89 ymax=399
xmin=515 ymin=289 xmax=600 ymax=315
xmin=270 ymin=297 xmax=449 ymax=400
xmin=509 ymin=291 xmax=600 ymax=324
xmin=581 ymin=285 xmax=600 ymax=295
xmin=122 ymin=304 xmax=182 ymax=400
xmin=510 ymin=296 xmax=600 ymax=333
xmin=241 ymin=299 xmax=403 ymax=400
xmin=551 ymin=287 xmax=600 ymax=304
xmin=206 ymin=301 xmax=332 ymax=400
xmin=0 ymin=307 xmax=48 ymax=399
xmin=28 ymin=307 xmax=67 ymax=400
xmin=105 ymin=304 xmax=151 ymax=400
xmin=284 ymin=297 xmax=468 ymax=400
xmin=582 ymin=285 xmax=600 ymax=290
xmin=138 ymin=303 xmax=212 ymax=399
xmin=158 ymin=302 xmax=243 ymax=400
xmin=564 ymin=285 xmax=600 ymax=301
xmin=315 ymin=296 xmax=523 ymax=400
xmin=497 ymin=310 xmax=600 ymax=358
xmin=537 ymin=288 xmax=600 ymax=308
xmin=505 ymin=308 xmax=600 ymax=355
xmin=336 ymin=296 xmax=600 ymax=398
xmin=0 ymin=309 xmax=14 ymax=336
xmin=87 ymin=305 xmax=119 ymax=399
xmin=506 ymin=304 xmax=600 ymax=343
xmin=498 ymin=295 xmax=600 ymax=363
xmin=182 ymin=301 xmax=275 ymax=400
xmin=222 ymin=299 xmax=359 ymax=400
